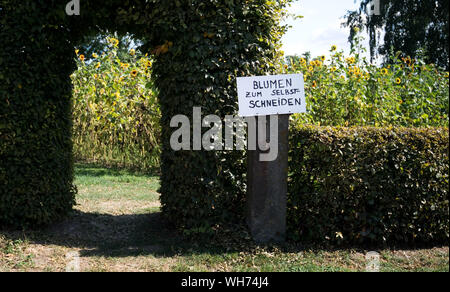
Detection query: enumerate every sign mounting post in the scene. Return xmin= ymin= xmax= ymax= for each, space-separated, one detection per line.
xmin=237 ymin=74 xmax=306 ymax=243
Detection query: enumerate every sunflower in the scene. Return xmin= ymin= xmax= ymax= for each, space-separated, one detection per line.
xmin=92 ymin=53 xmax=98 ymax=59
xmin=346 ymin=57 xmax=355 ymax=64
xmin=300 ymin=58 xmax=306 ymax=65
xmin=381 ymin=68 xmax=389 ymax=75
xmin=130 ymin=49 xmax=136 ymax=56
xmin=404 ymin=56 xmax=412 ymax=66
xmin=79 ymin=54 xmax=85 ymax=62
xmin=330 ymin=66 xmax=337 ymax=72
xmin=95 ymin=62 xmax=101 ymax=69
xmin=444 ymin=72 xmax=449 ymax=78
xmin=308 ymin=66 xmax=314 ymax=72
xmin=395 ymin=78 xmax=401 ymax=84
xmin=130 ymin=70 xmax=138 ymax=77
xmin=320 ymin=55 xmax=326 ymax=61
xmin=312 ymin=81 xmax=317 ymax=88
xmin=75 ymin=49 xmax=79 ymax=55
xmin=109 ymin=38 xmax=119 ymax=47
xmin=331 ymin=45 xmax=337 ymax=51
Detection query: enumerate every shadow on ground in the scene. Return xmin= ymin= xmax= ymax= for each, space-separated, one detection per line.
xmin=2 ymin=207 xmax=443 ymax=261
xmin=0 ymin=210 xmax=197 ymax=260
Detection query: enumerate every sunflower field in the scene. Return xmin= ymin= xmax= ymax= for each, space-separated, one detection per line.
xmin=71 ymin=34 xmax=449 ymax=171
xmin=286 ymin=35 xmax=449 ymax=128
xmin=72 ymin=37 xmax=161 ymax=170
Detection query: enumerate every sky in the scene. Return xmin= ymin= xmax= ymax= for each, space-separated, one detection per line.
xmin=281 ymin=0 xmax=367 ymax=58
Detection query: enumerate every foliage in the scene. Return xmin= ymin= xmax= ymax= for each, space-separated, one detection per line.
xmin=1 ymin=0 xmax=293 ymax=230
xmin=286 ymin=36 xmax=449 ymax=127
xmin=72 ymin=37 xmax=161 ymax=170
xmin=344 ymin=0 xmax=449 ymax=69
xmin=288 ymin=125 xmax=449 ymax=245
xmin=0 ymin=1 xmax=77 ymax=227
xmin=131 ymin=0 xmax=293 ymax=233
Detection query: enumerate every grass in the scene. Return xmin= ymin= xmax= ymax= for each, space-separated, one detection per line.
xmin=0 ymin=163 xmax=448 ymax=272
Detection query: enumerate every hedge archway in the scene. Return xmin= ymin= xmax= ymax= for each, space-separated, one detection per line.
xmin=0 ymin=0 xmax=289 ymax=231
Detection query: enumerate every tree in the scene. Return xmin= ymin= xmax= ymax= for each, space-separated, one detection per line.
xmin=344 ymin=0 xmax=449 ymax=69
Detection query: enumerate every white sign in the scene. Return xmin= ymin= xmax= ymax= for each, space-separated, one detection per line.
xmin=237 ymin=74 xmax=306 ymax=117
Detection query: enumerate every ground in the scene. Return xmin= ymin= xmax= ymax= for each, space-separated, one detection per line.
xmin=0 ymin=164 xmax=448 ymax=272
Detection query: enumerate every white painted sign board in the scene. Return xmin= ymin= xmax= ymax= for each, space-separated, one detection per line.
xmin=237 ymin=74 xmax=306 ymax=117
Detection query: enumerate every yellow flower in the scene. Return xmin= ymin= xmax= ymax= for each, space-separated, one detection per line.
xmin=109 ymin=37 xmax=119 ymax=47
xmin=312 ymin=80 xmax=317 ymax=88
xmin=100 ymin=88 xmax=105 ymax=95
xmin=79 ymin=54 xmax=85 ymax=62
xmin=320 ymin=55 xmax=325 ymax=62
xmin=75 ymin=49 xmax=79 ymax=55
xmin=404 ymin=56 xmax=412 ymax=66
xmin=330 ymin=66 xmax=337 ymax=72
xmin=444 ymin=72 xmax=449 ymax=78
xmin=121 ymin=63 xmax=129 ymax=69
xmin=93 ymin=74 xmax=98 ymax=79
xmin=130 ymin=49 xmax=136 ymax=56
xmin=92 ymin=53 xmax=98 ymax=58
xmin=115 ymin=92 xmax=121 ymax=98
xmin=331 ymin=45 xmax=337 ymax=51
xmin=308 ymin=66 xmax=314 ymax=72
xmin=315 ymin=60 xmax=323 ymax=67
xmin=381 ymin=68 xmax=389 ymax=75
xmin=131 ymin=70 xmax=138 ymax=77
xmin=346 ymin=57 xmax=355 ymax=64
xmin=309 ymin=61 xmax=315 ymax=66
xmin=395 ymin=78 xmax=401 ymax=84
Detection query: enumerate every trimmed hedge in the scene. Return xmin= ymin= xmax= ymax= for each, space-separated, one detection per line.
xmin=1 ymin=0 xmax=290 ymax=229
xmin=288 ymin=125 xmax=449 ymax=245
xmin=0 ymin=2 xmax=77 ymax=227
xmin=148 ymin=1 xmax=289 ymax=232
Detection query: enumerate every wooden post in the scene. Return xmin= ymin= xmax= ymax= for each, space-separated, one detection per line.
xmin=247 ymin=114 xmax=289 ymax=243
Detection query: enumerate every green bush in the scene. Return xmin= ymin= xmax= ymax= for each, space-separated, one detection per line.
xmin=0 ymin=2 xmax=76 ymax=227
xmin=288 ymin=125 xmax=449 ymax=245
xmin=1 ymin=0 xmax=292 ymax=230
xmin=149 ymin=0 xmax=290 ymax=233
